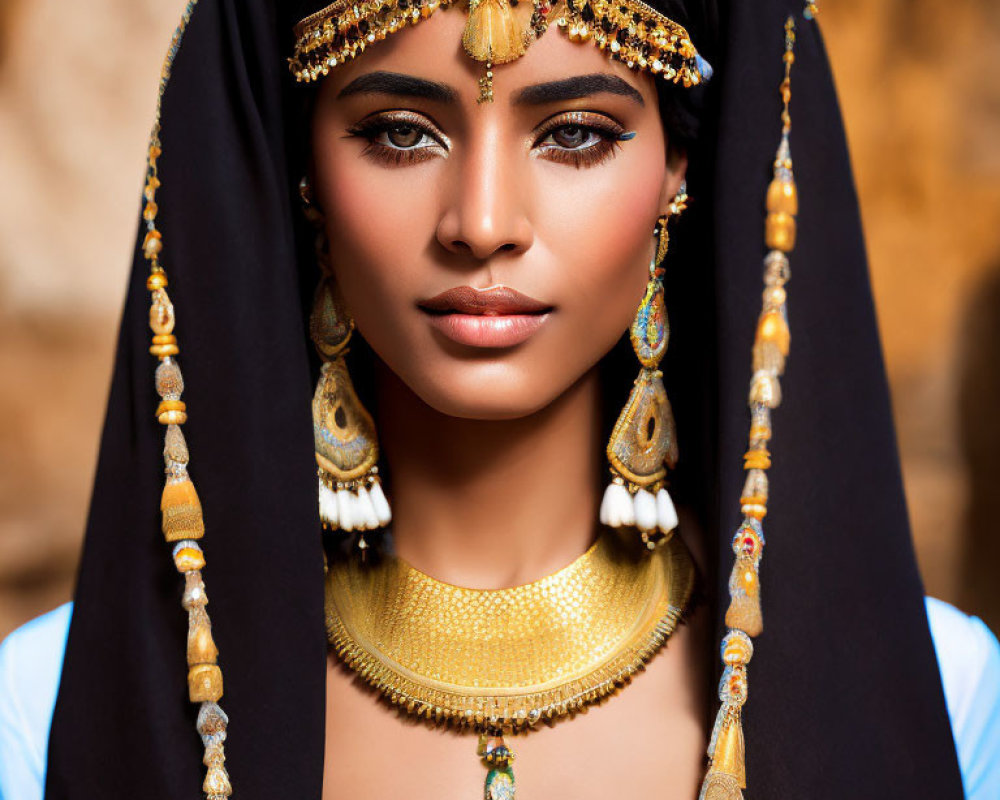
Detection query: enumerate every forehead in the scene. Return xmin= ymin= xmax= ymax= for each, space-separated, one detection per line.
xmin=314 ymin=5 xmax=659 ymax=108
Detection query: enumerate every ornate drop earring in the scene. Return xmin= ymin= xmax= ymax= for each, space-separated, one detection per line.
xmin=600 ymin=183 xmax=688 ymax=549
xmin=300 ymin=177 xmax=392 ymax=554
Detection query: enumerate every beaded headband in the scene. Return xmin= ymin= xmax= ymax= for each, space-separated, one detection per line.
xmin=289 ymin=0 xmax=713 ymax=102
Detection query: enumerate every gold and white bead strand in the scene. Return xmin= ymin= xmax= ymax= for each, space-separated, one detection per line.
xmin=699 ymin=17 xmax=799 ymax=800
xmin=144 ymin=2 xmax=232 ymax=798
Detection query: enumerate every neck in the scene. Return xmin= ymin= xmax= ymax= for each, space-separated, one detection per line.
xmin=375 ymin=361 xmax=603 ymax=589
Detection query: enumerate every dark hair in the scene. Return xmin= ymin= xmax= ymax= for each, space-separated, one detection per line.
xmin=650 ymin=0 xmax=719 ymax=154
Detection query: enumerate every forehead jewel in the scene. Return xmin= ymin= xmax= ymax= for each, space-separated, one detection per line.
xmin=289 ymin=0 xmax=713 ymax=102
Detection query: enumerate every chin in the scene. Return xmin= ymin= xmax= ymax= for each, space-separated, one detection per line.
xmin=404 ymin=361 xmax=572 ymax=421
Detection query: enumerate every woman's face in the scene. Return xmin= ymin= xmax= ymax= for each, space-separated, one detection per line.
xmin=311 ymin=8 xmax=687 ymax=420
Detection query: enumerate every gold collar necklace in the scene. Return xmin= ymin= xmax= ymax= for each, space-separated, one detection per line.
xmin=324 ymin=530 xmax=695 ymax=797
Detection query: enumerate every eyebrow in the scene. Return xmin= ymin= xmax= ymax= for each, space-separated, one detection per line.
xmin=336 ymin=70 xmax=644 ymax=107
xmin=511 ymin=74 xmax=645 ymax=107
xmin=337 ymin=71 xmax=459 ymax=103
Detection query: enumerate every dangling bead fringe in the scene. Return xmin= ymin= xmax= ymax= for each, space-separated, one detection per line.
xmin=318 ymin=472 xmax=392 ymax=532
xmin=700 ymin=631 xmax=752 ymax=800
xmin=700 ymin=17 xmax=801 ymax=800
xmin=143 ymin=3 xmax=231 ymax=796
xmin=599 ymin=480 xmax=678 ymax=537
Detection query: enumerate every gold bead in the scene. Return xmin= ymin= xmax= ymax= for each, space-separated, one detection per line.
xmin=149 ymin=343 xmax=180 ymax=358
xmin=762 ymin=285 xmax=786 ymax=308
xmin=765 ymin=211 xmax=796 ymax=252
xmin=749 ymin=370 xmax=782 ymax=408
xmin=146 ymin=271 xmax=168 ymax=291
xmin=203 ymin=765 xmax=232 ymax=796
xmin=188 ymin=621 xmax=219 ymax=666
xmin=748 ymin=424 xmax=771 ymax=442
xmin=723 ymin=635 xmax=753 ymax=666
xmin=755 ymin=310 xmax=790 ymax=356
xmin=161 ymin=476 xmax=204 ymax=542
xmin=743 ymin=448 xmax=771 ymax=470
xmin=143 ymin=202 xmax=158 ymax=221
xmin=156 ymin=398 xmax=187 ymax=425
xmin=174 ymin=546 xmax=206 ymax=572
xmin=142 ymin=230 xmax=163 ymax=259
xmin=156 ymin=399 xmax=186 ymax=414
xmin=766 ymin=177 xmax=798 ymax=215
xmin=149 ymin=298 xmax=175 ymax=335
xmin=188 ymin=664 xmax=223 ymax=703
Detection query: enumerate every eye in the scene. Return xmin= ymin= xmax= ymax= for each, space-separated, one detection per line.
xmin=533 ymin=111 xmax=631 ymax=169
xmin=378 ymin=121 xmax=436 ymax=149
xmin=544 ymin=124 xmax=605 ymax=150
xmin=346 ymin=110 xmax=448 ymax=166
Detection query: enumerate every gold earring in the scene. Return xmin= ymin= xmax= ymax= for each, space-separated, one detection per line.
xmin=301 ymin=177 xmax=391 ymax=554
xmin=600 ymin=183 xmax=687 ymax=549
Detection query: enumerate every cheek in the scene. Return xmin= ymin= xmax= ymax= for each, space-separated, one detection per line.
xmin=539 ymin=141 xmax=666 ymax=360
xmin=312 ymin=142 xmax=439 ymax=355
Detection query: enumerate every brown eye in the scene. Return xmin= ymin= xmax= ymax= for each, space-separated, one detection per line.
xmin=346 ymin=112 xmax=448 ymax=167
xmin=532 ymin=111 xmax=629 ymax=169
xmin=386 ymin=123 xmax=423 ymax=148
xmin=551 ymin=124 xmax=589 ymax=149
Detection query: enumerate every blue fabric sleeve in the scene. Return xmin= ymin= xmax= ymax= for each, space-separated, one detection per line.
xmin=0 ymin=603 xmax=72 ymax=800
xmin=926 ymin=596 xmax=1000 ymax=800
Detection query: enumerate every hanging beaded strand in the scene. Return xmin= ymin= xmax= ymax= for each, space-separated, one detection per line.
xmin=698 ymin=16 xmax=798 ymax=800
xmin=143 ymin=3 xmax=233 ymax=799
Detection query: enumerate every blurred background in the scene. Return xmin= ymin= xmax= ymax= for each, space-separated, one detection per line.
xmin=0 ymin=0 xmax=998 ymax=640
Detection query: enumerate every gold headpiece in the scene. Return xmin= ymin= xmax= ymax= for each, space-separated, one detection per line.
xmin=289 ymin=0 xmax=712 ymax=102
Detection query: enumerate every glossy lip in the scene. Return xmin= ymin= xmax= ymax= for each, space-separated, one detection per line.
xmin=418 ymin=285 xmax=553 ymax=315
xmin=417 ymin=285 xmax=554 ymax=348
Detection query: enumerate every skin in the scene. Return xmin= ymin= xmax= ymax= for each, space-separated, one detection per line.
xmin=310 ymin=7 xmax=710 ymax=798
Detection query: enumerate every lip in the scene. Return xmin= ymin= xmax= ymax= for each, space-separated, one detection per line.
xmin=417 ymin=285 xmax=554 ymax=348
xmin=418 ymin=285 xmax=553 ymax=315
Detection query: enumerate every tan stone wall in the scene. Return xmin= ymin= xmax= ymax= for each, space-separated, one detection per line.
xmin=0 ymin=0 xmax=189 ymax=636
xmin=822 ymin=0 xmax=1000 ymax=632
xmin=0 ymin=1 xmax=997 ymax=638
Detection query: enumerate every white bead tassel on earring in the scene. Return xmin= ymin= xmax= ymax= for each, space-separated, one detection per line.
xmin=318 ymin=471 xmax=392 ymax=533
xmin=599 ymin=479 xmax=678 ymax=538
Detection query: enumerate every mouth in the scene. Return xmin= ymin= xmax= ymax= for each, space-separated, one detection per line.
xmin=417 ymin=285 xmax=554 ymax=348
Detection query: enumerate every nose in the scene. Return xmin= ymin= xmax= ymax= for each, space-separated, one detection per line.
xmin=435 ymin=122 xmax=534 ymax=261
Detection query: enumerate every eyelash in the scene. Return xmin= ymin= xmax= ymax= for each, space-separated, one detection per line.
xmin=345 ymin=110 xmax=628 ymax=169
xmin=534 ymin=111 xmax=627 ymax=169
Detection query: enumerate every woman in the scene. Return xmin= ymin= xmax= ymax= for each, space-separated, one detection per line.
xmin=1 ymin=0 xmax=998 ymax=798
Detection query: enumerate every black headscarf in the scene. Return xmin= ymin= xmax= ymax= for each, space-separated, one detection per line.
xmin=45 ymin=1 xmax=964 ymax=797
